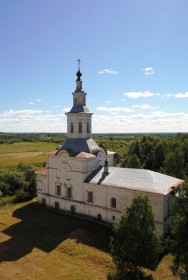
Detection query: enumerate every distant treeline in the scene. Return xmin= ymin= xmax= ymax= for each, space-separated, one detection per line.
xmin=0 ymin=132 xmax=182 ymax=144
xmin=0 ymin=132 xmax=187 ymax=189
xmin=0 ymin=133 xmax=67 ymax=144
xmin=94 ymin=133 xmax=188 ymax=181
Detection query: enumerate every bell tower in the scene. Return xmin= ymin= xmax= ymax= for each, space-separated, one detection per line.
xmin=66 ymin=59 xmax=92 ymax=139
xmin=61 ymin=60 xmax=100 ymax=155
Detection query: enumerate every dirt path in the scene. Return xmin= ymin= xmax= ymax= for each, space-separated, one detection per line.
xmin=0 ymin=152 xmax=44 ymax=158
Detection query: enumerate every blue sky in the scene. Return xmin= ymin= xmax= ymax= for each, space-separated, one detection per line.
xmin=0 ymin=0 xmax=187 ymax=133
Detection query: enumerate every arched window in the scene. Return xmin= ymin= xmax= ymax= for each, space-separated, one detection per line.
xmin=55 ymin=201 xmax=59 ymax=209
xmin=88 ymin=191 xmax=93 ymax=203
xmin=56 ymin=184 xmax=61 ymax=196
xmin=111 ymin=197 xmax=116 ymax=208
xmin=41 ymin=198 xmax=46 ymax=205
xmin=70 ymin=122 xmax=74 ymax=133
xmin=87 ymin=122 xmax=90 ymax=133
xmin=38 ymin=180 xmax=42 ymax=190
xmin=71 ymin=205 xmax=76 ymax=213
xmin=78 ymin=122 xmax=82 ymax=133
xmin=98 ymin=214 xmax=102 ymax=221
xmin=67 ymin=187 xmax=72 ymax=198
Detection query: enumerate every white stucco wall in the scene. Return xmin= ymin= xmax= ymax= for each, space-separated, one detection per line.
xmin=37 ymin=148 xmax=168 ymax=237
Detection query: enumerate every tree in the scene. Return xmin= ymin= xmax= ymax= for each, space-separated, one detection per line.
xmin=152 ymin=141 xmax=165 ymax=171
xmin=127 ymin=154 xmax=142 ymax=168
xmin=167 ymin=184 xmax=188 ymax=280
xmin=111 ymin=193 xmax=161 ymax=279
xmin=164 ymin=148 xmax=185 ymax=178
xmin=140 ymin=136 xmax=155 ymax=169
xmin=121 ymin=154 xmax=142 ymax=168
xmin=0 ymin=163 xmax=37 ymax=199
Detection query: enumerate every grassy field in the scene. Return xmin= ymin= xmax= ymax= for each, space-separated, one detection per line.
xmin=0 ymin=142 xmax=59 ymax=166
xmin=0 ymin=200 xmax=178 ymax=280
xmin=0 ymin=139 xmax=180 ymax=279
xmin=0 ymin=199 xmax=114 ymax=280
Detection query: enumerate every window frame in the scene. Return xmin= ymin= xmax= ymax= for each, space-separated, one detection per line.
xmin=78 ymin=122 xmax=82 ymax=133
xmin=111 ymin=197 xmax=116 ymax=208
xmin=56 ymin=183 xmax=61 ymax=196
xmin=88 ymin=191 xmax=93 ymax=203
xmin=70 ymin=122 xmax=74 ymax=133
xmin=67 ymin=187 xmax=72 ymax=198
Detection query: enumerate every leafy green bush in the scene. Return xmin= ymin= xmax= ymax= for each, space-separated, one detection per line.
xmin=0 ymin=163 xmax=39 ymax=202
xmin=14 ymin=189 xmax=29 ymax=202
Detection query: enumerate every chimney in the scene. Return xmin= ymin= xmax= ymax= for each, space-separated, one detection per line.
xmin=103 ymin=159 xmax=109 ymax=176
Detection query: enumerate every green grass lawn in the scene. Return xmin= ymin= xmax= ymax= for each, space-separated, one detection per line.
xmin=0 ymin=142 xmax=59 ymax=166
xmin=0 ymin=200 xmax=178 ymax=280
xmin=0 ymin=199 xmax=114 ymax=280
xmin=0 ymin=141 xmax=59 ymax=153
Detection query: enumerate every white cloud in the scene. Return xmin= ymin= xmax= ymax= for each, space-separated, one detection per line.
xmin=143 ymin=67 xmax=155 ymax=75
xmin=28 ymin=102 xmax=34 ymax=105
xmin=151 ymin=111 xmax=186 ymax=118
xmin=92 ymin=111 xmax=188 ymax=133
xmin=132 ymin=104 xmax=154 ymax=110
xmin=175 ymin=92 xmax=188 ymax=98
xmin=124 ymin=91 xmax=159 ymax=99
xmin=62 ymin=108 xmax=71 ymax=112
xmin=97 ymin=69 xmax=118 ymax=75
xmin=96 ymin=106 xmax=135 ymax=112
xmin=1 ymin=109 xmax=43 ymax=117
xmin=105 ymin=100 xmax=111 ymax=104
xmin=36 ymin=99 xmax=42 ymax=102
xmin=0 ymin=109 xmax=67 ymax=132
xmin=1 ymin=108 xmax=187 ymax=133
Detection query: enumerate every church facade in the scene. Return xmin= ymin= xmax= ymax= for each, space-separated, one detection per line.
xmin=36 ymin=66 xmax=184 ymax=237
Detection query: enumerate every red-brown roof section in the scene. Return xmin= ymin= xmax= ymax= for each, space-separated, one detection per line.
xmin=35 ymin=168 xmax=48 ymax=176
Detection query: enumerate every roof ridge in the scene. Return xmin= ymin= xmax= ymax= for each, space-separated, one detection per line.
xmin=147 ymin=170 xmax=164 ymax=193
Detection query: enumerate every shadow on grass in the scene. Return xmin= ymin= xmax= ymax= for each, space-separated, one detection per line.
xmin=0 ymin=202 xmax=112 ymax=262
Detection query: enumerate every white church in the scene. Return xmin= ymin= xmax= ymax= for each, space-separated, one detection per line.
xmin=36 ymin=65 xmax=184 ymax=237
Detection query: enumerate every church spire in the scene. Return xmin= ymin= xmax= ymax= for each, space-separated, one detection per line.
xmin=76 ymin=58 xmax=82 ymax=91
xmin=77 ymin=58 xmax=81 ymax=72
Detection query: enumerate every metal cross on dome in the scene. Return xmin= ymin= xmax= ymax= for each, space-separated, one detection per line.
xmin=76 ymin=58 xmax=82 ymax=81
xmin=77 ymin=58 xmax=81 ymax=71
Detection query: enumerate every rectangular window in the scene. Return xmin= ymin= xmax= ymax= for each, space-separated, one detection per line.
xmin=38 ymin=180 xmax=42 ymax=190
xmin=67 ymin=187 xmax=72 ymax=198
xmin=56 ymin=185 xmax=61 ymax=196
xmin=70 ymin=122 xmax=74 ymax=133
xmin=87 ymin=122 xmax=90 ymax=133
xmin=78 ymin=122 xmax=82 ymax=133
xmin=88 ymin=191 xmax=93 ymax=203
